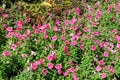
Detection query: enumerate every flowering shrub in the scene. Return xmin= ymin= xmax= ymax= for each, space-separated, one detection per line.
xmin=0 ymin=0 xmax=120 ymax=80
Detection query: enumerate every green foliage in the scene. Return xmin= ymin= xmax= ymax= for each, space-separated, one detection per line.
xmin=0 ymin=55 xmax=24 ymax=79
xmin=0 ymin=0 xmax=120 ymax=80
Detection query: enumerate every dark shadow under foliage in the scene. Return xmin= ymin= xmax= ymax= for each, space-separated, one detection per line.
xmin=0 ymin=55 xmax=24 ymax=80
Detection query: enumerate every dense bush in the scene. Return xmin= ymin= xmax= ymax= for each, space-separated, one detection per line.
xmin=0 ymin=0 xmax=120 ymax=80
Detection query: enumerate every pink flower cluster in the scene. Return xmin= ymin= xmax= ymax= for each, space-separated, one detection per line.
xmin=31 ymin=59 xmax=44 ymax=70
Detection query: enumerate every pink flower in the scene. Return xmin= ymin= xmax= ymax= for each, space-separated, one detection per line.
xmin=26 ymin=30 xmax=30 ymax=35
xmin=70 ymin=18 xmax=77 ymax=25
xmin=94 ymin=32 xmax=99 ymax=37
xmin=117 ymin=44 xmax=120 ymax=50
xmin=36 ymin=59 xmax=44 ymax=66
xmin=31 ymin=63 xmax=38 ymax=70
xmin=11 ymin=44 xmax=17 ymax=50
xmin=45 ymin=24 xmax=50 ymax=29
xmin=16 ymin=20 xmax=23 ymax=27
xmin=3 ymin=51 xmax=10 ymax=57
xmin=99 ymin=60 xmax=104 ymax=66
xmin=84 ymin=35 xmax=91 ymax=39
xmin=103 ymin=66 xmax=106 ymax=69
xmin=64 ymin=20 xmax=69 ymax=26
xmin=111 ymin=60 xmax=115 ymax=64
xmin=80 ymin=44 xmax=84 ymax=50
xmin=63 ymin=46 xmax=70 ymax=55
xmin=42 ymin=68 xmax=47 ymax=75
xmin=99 ymin=43 xmax=103 ymax=48
xmin=7 ymin=27 xmax=13 ymax=32
xmin=2 ymin=13 xmax=8 ymax=18
xmin=103 ymin=51 xmax=109 ymax=57
xmin=88 ymin=6 xmax=94 ymax=12
xmin=34 ymin=29 xmax=39 ymax=34
xmin=95 ymin=10 xmax=103 ymax=19
xmin=6 ymin=32 xmax=13 ymax=38
xmin=73 ymin=78 xmax=79 ymax=80
xmin=43 ymin=33 xmax=48 ymax=39
xmin=53 ymin=26 xmax=59 ymax=31
xmin=76 ymin=31 xmax=82 ymax=36
xmin=72 ymin=73 xmax=79 ymax=80
xmin=48 ymin=63 xmax=54 ymax=69
xmin=111 ymin=17 xmax=115 ymax=22
xmin=101 ymin=73 xmax=106 ymax=79
xmin=107 ymin=4 xmax=111 ymax=14
xmin=67 ymin=11 xmax=71 ymax=15
xmin=40 ymin=24 xmax=47 ymax=30
xmin=61 ymin=35 xmax=66 ymax=40
xmin=65 ymin=51 xmax=70 ymax=56
xmin=26 ymin=18 xmax=31 ymax=23
xmin=105 ymin=0 xmax=109 ymax=2
xmin=21 ymin=54 xmax=28 ymax=58
xmin=52 ymin=35 xmax=57 ymax=41
xmin=94 ymin=40 xmax=99 ymax=43
xmin=68 ymin=67 xmax=75 ymax=73
xmin=3 ymin=24 xmax=7 ymax=30
xmin=113 ymin=77 xmax=117 ymax=80
xmin=23 ymin=34 xmax=27 ymax=38
xmin=56 ymin=20 xmax=60 ymax=26
xmin=16 ymin=26 xmax=22 ymax=31
xmin=91 ymin=45 xmax=96 ymax=51
xmin=72 ymin=73 xmax=77 ymax=79
xmin=47 ymin=55 xmax=53 ymax=61
xmin=55 ymin=64 xmax=62 ymax=70
xmin=108 ymin=44 xmax=114 ymax=51
xmin=64 ymin=40 xmax=70 ymax=45
xmin=64 ymin=46 xmax=68 ymax=52
xmin=94 ymin=1 xmax=101 ymax=9
xmin=83 ymin=27 xmax=89 ymax=32
xmin=112 ymin=29 xmax=118 ymax=34
xmin=71 ymin=36 xmax=77 ymax=41
xmin=98 ymin=10 xmax=103 ymax=15
xmin=94 ymin=58 xmax=97 ymax=62
xmin=87 ymin=14 xmax=92 ymax=21
xmin=116 ymin=35 xmax=120 ymax=43
xmin=47 ymin=54 xmax=56 ymax=61
xmin=108 ymin=65 xmax=114 ymax=74
xmin=83 ymin=0 xmax=86 ymax=4
xmin=48 ymin=13 xmax=52 ymax=17
xmin=69 ymin=60 xmax=74 ymax=65
xmin=93 ymin=20 xmax=98 ymax=27
xmin=96 ymin=65 xmax=102 ymax=72
xmin=71 ymin=41 xmax=77 ymax=46
xmin=63 ymin=70 xmax=69 ymax=77
xmin=52 ymin=53 xmax=57 ymax=60
xmin=103 ymin=42 xmax=109 ymax=47
xmin=73 ymin=26 xmax=78 ymax=31
xmin=16 ymin=34 xmax=24 ymax=40
xmin=75 ymin=7 xmax=80 ymax=15
xmin=57 ymin=69 xmax=62 ymax=75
